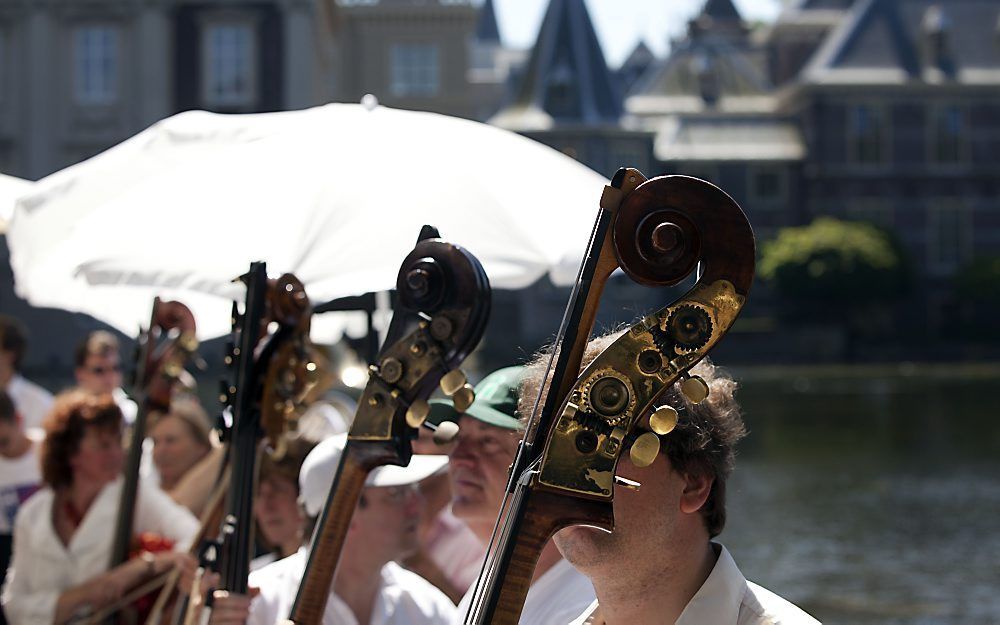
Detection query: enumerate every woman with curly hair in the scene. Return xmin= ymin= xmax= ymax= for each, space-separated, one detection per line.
xmin=1 ymin=390 xmax=198 ymax=624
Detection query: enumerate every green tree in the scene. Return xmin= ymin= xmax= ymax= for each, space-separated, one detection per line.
xmin=759 ymin=217 xmax=908 ymax=303
xmin=759 ymin=217 xmax=910 ymax=359
xmin=957 ymin=256 xmax=1000 ymax=304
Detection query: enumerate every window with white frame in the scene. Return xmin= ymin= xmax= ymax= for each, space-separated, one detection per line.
xmin=848 ymin=104 xmax=886 ymax=164
xmin=927 ymin=201 xmax=971 ymax=273
xmin=390 ymin=44 xmax=439 ymax=97
xmin=930 ymin=105 xmax=965 ymax=164
xmin=203 ymin=23 xmax=255 ymax=107
xmin=74 ymin=26 xmax=119 ymax=105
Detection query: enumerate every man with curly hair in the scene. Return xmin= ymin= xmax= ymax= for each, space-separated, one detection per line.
xmin=517 ymin=332 xmax=819 ymax=625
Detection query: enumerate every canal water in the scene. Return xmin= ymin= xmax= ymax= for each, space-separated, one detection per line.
xmin=722 ymin=364 xmax=1000 ymax=625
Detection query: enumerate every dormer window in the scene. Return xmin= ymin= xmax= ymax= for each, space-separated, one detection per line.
xmin=921 ymin=5 xmax=950 ymax=68
xmin=546 ymin=63 xmax=580 ymax=119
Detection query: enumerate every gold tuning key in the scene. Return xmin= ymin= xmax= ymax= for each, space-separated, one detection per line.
xmin=406 ymin=399 xmax=431 ymax=428
xmin=680 ymin=375 xmax=709 ymax=404
xmin=440 ymin=369 xmax=467 ymax=396
xmin=452 ymin=383 xmax=475 ymax=413
xmin=629 ymin=431 xmax=661 ymax=468
xmin=649 ymin=406 xmax=679 ymax=435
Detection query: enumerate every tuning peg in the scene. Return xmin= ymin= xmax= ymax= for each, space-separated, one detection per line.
xmin=440 ymin=370 xmax=467 ymax=396
xmin=230 ymin=302 xmax=241 ymax=328
xmin=452 ymin=383 xmax=475 ymax=413
xmin=406 ymin=399 xmax=431 ymax=428
xmin=629 ymin=431 xmax=661 ymax=468
xmin=649 ymin=406 xmax=679 ymax=435
xmin=423 ymin=420 xmax=459 ymax=445
xmin=680 ymin=375 xmax=709 ymax=404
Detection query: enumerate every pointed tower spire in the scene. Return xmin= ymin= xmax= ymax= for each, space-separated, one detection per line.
xmin=476 ymin=0 xmax=501 ymax=44
xmin=490 ymin=0 xmax=621 ymax=130
xmin=703 ymin=0 xmax=742 ymax=21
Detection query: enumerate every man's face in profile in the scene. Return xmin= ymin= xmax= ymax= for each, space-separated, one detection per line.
xmin=448 ymin=417 xmax=519 ymax=526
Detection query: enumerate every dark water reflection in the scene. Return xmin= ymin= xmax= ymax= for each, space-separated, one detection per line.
xmin=722 ymin=365 xmax=1000 ymax=625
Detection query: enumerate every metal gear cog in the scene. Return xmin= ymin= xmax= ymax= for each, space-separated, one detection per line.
xmin=666 ymin=305 xmax=713 ymax=351
xmin=578 ymin=369 xmax=636 ymax=427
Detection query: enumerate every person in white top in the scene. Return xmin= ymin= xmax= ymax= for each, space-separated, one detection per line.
xmin=73 ymin=331 xmax=138 ymax=425
xmin=427 ymin=366 xmax=596 ymax=625
xmin=0 ymin=315 xmax=53 ymax=433
xmin=208 ymin=434 xmax=456 ymax=625
xmin=517 ymin=333 xmax=820 ymax=625
xmin=0 ymin=390 xmax=198 ymax=625
xmin=0 ymin=390 xmax=42 ymax=615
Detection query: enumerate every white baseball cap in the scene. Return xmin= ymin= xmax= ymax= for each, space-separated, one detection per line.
xmin=299 ymin=433 xmax=448 ymax=517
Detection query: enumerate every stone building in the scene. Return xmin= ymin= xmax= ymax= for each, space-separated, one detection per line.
xmin=0 ymin=0 xmax=320 ymax=181
xmin=0 ymin=0 xmax=505 ymax=181
xmin=488 ymin=0 xmax=653 ymax=179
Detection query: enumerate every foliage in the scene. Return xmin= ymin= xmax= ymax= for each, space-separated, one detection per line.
xmin=956 ymin=256 xmax=1000 ymax=303
xmin=759 ymin=217 xmax=908 ymax=302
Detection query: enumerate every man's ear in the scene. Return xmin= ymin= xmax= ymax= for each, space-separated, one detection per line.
xmin=679 ymin=472 xmax=713 ymax=515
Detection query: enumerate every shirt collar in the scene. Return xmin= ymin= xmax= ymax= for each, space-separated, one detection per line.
xmin=676 ymin=543 xmax=745 ymax=625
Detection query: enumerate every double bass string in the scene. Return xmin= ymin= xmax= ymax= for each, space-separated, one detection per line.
xmin=464 ymin=204 xmax=609 ymax=624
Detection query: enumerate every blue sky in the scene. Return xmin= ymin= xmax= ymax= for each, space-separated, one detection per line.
xmin=492 ymin=0 xmax=782 ymax=68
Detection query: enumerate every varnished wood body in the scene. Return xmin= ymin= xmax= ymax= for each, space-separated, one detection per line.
xmin=288 ymin=441 xmax=399 ymax=624
xmin=476 ymin=489 xmax=613 ymax=625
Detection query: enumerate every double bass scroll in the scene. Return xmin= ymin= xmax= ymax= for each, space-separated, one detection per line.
xmin=465 ymin=171 xmax=755 ymax=625
xmin=286 ymin=226 xmax=491 ymax=625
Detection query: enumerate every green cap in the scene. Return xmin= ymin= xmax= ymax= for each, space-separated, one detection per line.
xmin=428 ymin=366 xmax=525 ymax=430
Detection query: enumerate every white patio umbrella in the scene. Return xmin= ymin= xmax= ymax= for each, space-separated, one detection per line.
xmin=0 ymin=173 xmax=32 ymax=233
xmin=7 ymin=101 xmax=607 ymax=339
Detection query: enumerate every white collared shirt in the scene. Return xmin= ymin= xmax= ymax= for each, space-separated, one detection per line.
xmin=4 ymin=373 xmax=53 ymax=433
xmin=454 ymin=558 xmax=596 ymax=625
xmin=568 ymin=545 xmax=820 ymax=625
xmin=0 ymin=477 xmax=199 ymax=624
xmin=247 ymin=549 xmax=456 ymax=625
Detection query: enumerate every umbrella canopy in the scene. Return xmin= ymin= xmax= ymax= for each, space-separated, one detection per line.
xmin=0 ymin=173 xmax=32 ymax=233
xmin=8 ymin=102 xmax=606 ymax=339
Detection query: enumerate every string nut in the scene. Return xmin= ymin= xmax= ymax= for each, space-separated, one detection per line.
xmin=381 ymin=357 xmax=404 ymax=384
xmin=430 ymin=316 xmax=454 ymax=341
